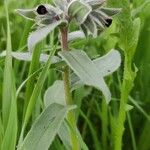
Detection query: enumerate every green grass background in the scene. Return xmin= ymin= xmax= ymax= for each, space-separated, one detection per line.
xmin=0 ymin=0 xmax=150 ymax=150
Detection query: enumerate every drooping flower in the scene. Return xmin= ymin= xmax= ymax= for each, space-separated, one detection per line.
xmin=16 ymin=0 xmax=121 ymax=51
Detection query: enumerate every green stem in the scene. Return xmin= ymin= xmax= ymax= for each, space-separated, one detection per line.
xmin=60 ymin=27 xmax=79 ymax=150
xmin=114 ymin=56 xmax=134 ymax=150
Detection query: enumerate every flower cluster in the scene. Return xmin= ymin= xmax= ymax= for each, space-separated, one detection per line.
xmin=17 ymin=0 xmax=121 ymax=37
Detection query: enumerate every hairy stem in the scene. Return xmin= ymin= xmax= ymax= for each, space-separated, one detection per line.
xmin=60 ymin=27 xmax=79 ymax=150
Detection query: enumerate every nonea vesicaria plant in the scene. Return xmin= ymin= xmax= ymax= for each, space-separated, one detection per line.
xmin=15 ymin=0 xmax=121 ymax=102
xmin=2 ymin=0 xmax=121 ymax=150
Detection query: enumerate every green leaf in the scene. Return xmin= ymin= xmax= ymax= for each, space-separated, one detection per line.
xmin=68 ymin=0 xmax=92 ymax=24
xmin=76 ymin=129 xmax=89 ymax=150
xmin=132 ymin=0 xmax=150 ymax=18
xmin=87 ymin=0 xmax=105 ymax=9
xmin=59 ymin=120 xmax=89 ymax=150
xmin=1 ymin=89 xmax=17 ymax=150
xmin=16 ymin=9 xmax=36 ymax=20
xmin=129 ymin=96 xmax=150 ymax=121
xmin=0 ymin=51 xmax=61 ymax=63
xmin=44 ymin=80 xmax=66 ymax=107
xmin=100 ymin=7 xmax=121 ymax=17
xmin=68 ymin=31 xmax=85 ymax=42
xmin=58 ymin=121 xmax=72 ymax=150
xmin=28 ymin=20 xmax=64 ymax=52
xmin=93 ymin=49 xmax=121 ymax=76
xmin=0 ymin=116 xmax=4 ymax=146
xmin=70 ymin=50 xmax=121 ymax=90
xmin=59 ymin=50 xmax=111 ymax=103
xmin=125 ymin=104 xmax=134 ymax=111
xmin=18 ymin=103 xmax=76 ymax=150
xmin=2 ymin=0 xmax=13 ymax=131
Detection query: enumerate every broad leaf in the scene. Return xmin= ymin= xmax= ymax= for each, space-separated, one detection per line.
xmin=70 ymin=50 xmax=121 ymax=90
xmin=59 ymin=50 xmax=111 ymax=103
xmin=93 ymin=49 xmax=121 ymax=76
xmin=68 ymin=0 xmax=92 ymax=24
xmin=44 ymin=80 xmax=66 ymax=107
xmin=18 ymin=103 xmax=76 ymax=150
xmin=28 ymin=20 xmax=64 ymax=52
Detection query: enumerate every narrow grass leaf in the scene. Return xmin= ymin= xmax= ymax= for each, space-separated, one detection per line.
xmin=80 ymin=110 xmax=102 ymax=150
xmin=23 ymin=46 xmax=56 ymax=128
xmin=2 ymin=0 xmax=13 ymax=130
xmin=0 ymin=116 xmax=4 ymax=146
xmin=129 ymin=96 xmax=150 ymax=121
xmin=1 ymin=82 xmax=17 ymax=150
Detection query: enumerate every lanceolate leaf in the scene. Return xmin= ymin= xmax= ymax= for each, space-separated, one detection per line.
xmin=18 ymin=103 xmax=76 ymax=150
xmin=100 ymin=7 xmax=122 ymax=16
xmin=28 ymin=20 xmax=64 ymax=52
xmin=16 ymin=9 xmax=36 ymax=20
xmin=59 ymin=50 xmax=111 ymax=103
xmin=0 ymin=51 xmax=61 ymax=63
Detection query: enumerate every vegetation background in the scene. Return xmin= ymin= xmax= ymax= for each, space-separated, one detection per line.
xmin=0 ymin=0 xmax=150 ymax=150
